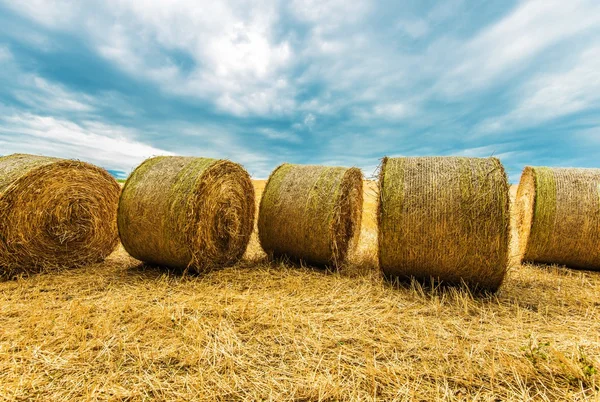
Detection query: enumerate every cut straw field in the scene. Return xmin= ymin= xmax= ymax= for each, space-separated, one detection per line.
xmin=0 ymin=181 xmax=599 ymax=401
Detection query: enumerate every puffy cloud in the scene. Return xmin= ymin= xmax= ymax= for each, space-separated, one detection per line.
xmin=1 ymin=0 xmax=600 ymax=181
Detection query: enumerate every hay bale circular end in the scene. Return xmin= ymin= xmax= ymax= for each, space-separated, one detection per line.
xmin=118 ymin=156 xmax=255 ymax=272
xmin=0 ymin=154 xmax=121 ymax=276
xmin=378 ymin=156 xmax=511 ymax=292
xmin=516 ymin=166 xmax=600 ymax=270
xmin=258 ymin=163 xmax=363 ymax=268
xmin=515 ymin=166 xmax=535 ymax=261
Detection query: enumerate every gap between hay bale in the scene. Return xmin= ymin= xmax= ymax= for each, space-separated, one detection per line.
xmin=516 ymin=166 xmax=600 ymax=270
xmin=118 ymin=156 xmax=255 ymax=272
xmin=378 ymin=156 xmax=510 ymax=292
xmin=0 ymin=153 xmax=121 ymax=277
xmin=258 ymin=163 xmax=363 ymax=269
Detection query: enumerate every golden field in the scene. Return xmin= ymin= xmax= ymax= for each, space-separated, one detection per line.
xmin=0 ymin=181 xmax=599 ymax=401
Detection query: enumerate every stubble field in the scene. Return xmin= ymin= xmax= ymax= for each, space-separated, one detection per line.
xmin=0 ymin=182 xmax=599 ymax=401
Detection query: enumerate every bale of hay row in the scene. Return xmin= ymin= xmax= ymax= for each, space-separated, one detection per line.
xmin=378 ymin=157 xmax=511 ymax=292
xmin=0 ymin=154 xmax=121 ymax=277
xmin=258 ymin=163 xmax=363 ymax=268
xmin=118 ymin=156 xmax=255 ymax=272
xmin=516 ymin=166 xmax=600 ymax=270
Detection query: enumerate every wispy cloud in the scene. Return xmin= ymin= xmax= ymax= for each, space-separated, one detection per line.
xmin=435 ymin=0 xmax=600 ymax=96
xmin=0 ymin=113 xmax=172 ymax=174
xmin=479 ymin=45 xmax=600 ymax=132
xmin=0 ymin=0 xmax=599 ymax=181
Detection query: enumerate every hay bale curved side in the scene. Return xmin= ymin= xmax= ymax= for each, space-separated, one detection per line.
xmin=516 ymin=166 xmax=600 ymax=270
xmin=118 ymin=156 xmax=255 ymax=272
xmin=0 ymin=153 xmax=121 ymax=276
xmin=258 ymin=163 xmax=363 ymax=268
xmin=378 ymin=157 xmax=510 ymax=291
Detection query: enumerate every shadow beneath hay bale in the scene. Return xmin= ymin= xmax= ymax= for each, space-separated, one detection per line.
xmin=124 ymin=262 xmax=179 ymax=279
xmin=264 ymin=253 xmax=339 ymax=274
xmin=382 ymin=273 xmax=499 ymax=299
xmin=523 ymin=261 xmax=600 ymax=277
xmin=122 ymin=256 xmax=315 ymax=280
xmin=124 ymin=261 xmax=243 ymax=279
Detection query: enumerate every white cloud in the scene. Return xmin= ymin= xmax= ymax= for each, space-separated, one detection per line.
xmin=13 ymin=76 xmax=95 ymax=112
xmin=479 ymin=45 xmax=600 ymax=132
xmin=396 ymin=19 xmax=429 ymax=39
xmin=258 ymin=128 xmax=301 ymax=143
xmin=0 ymin=113 xmax=173 ymax=173
xmin=0 ymin=0 xmax=80 ymax=28
xmin=0 ymin=45 xmax=11 ymax=61
xmin=437 ymin=0 xmax=600 ymax=95
xmin=303 ymin=113 xmax=316 ymax=129
xmin=372 ymin=103 xmax=413 ymax=120
xmin=90 ymin=0 xmax=294 ymax=116
xmin=3 ymin=0 xmax=295 ymax=116
xmin=574 ymin=127 xmax=600 ymax=144
xmin=290 ymin=0 xmax=370 ymax=28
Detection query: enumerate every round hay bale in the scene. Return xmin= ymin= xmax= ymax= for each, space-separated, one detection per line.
xmin=118 ymin=156 xmax=255 ymax=272
xmin=378 ymin=157 xmax=510 ymax=292
xmin=258 ymin=163 xmax=363 ymax=268
xmin=0 ymin=153 xmax=121 ymax=276
xmin=516 ymin=166 xmax=600 ymax=270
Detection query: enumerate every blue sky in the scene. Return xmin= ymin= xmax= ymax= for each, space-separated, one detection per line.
xmin=0 ymin=0 xmax=599 ymax=181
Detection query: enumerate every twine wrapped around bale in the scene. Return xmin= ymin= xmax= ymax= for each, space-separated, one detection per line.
xmin=378 ymin=157 xmax=510 ymax=292
xmin=118 ymin=156 xmax=255 ymax=272
xmin=258 ymin=163 xmax=363 ymax=268
xmin=0 ymin=154 xmax=121 ymax=277
xmin=516 ymin=166 xmax=600 ymax=270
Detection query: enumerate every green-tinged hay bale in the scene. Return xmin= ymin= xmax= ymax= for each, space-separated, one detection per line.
xmin=118 ymin=156 xmax=255 ymax=272
xmin=378 ymin=157 xmax=510 ymax=292
xmin=0 ymin=154 xmax=121 ymax=276
xmin=516 ymin=166 xmax=600 ymax=270
xmin=258 ymin=163 xmax=363 ymax=268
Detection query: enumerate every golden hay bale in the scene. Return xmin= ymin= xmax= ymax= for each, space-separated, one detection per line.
xmin=118 ymin=156 xmax=255 ymax=272
xmin=516 ymin=166 xmax=600 ymax=270
xmin=258 ymin=163 xmax=363 ymax=268
xmin=0 ymin=153 xmax=120 ymax=276
xmin=378 ymin=157 xmax=510 ymax=292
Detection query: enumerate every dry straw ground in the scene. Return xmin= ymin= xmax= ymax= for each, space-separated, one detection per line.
xmin=1 ymin=181 xmax=599 ymax=401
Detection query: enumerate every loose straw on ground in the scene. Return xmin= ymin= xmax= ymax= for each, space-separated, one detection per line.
xmin=516 ymin=166 xmax=600 ymax=270
xmin=0 ymin=154 xmax=120 ymax=277
xmin=258 ymin=163 xmax=363 ymax=269
xmin=378 ymin=156 xmax=511 ymax=292
xmin=118 ymin=156 xmax=255 ymax=273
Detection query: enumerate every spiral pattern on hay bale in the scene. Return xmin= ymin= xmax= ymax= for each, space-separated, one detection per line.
xmin=258 ymin=164 xmax=363 ymax=268
xmin=118 ymin=156 xmax=255 ymax=272
xmin=378 ymin=157 xmax=510 ymax=292
xmin=0 ymin=154 xmax=120 ymax=276
xmin=516 ymin=166 xmax=600 ymax=270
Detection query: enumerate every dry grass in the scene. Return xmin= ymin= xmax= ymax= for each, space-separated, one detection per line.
xmin=0 ymin=181 xmax=599 ymax=401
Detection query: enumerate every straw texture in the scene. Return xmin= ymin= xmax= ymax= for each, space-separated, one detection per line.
xmin=258 ymin=164 xmax=363 ymax=268
xmin=378 ymin=156 xmax=511 ymax=291
xmin=118 ymin=156 xmax=255 ymax=272
xmin=0 ymin=153 xmax=120 ymax=276
xmin=516 ymin=166 xmax=600 ymax=270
